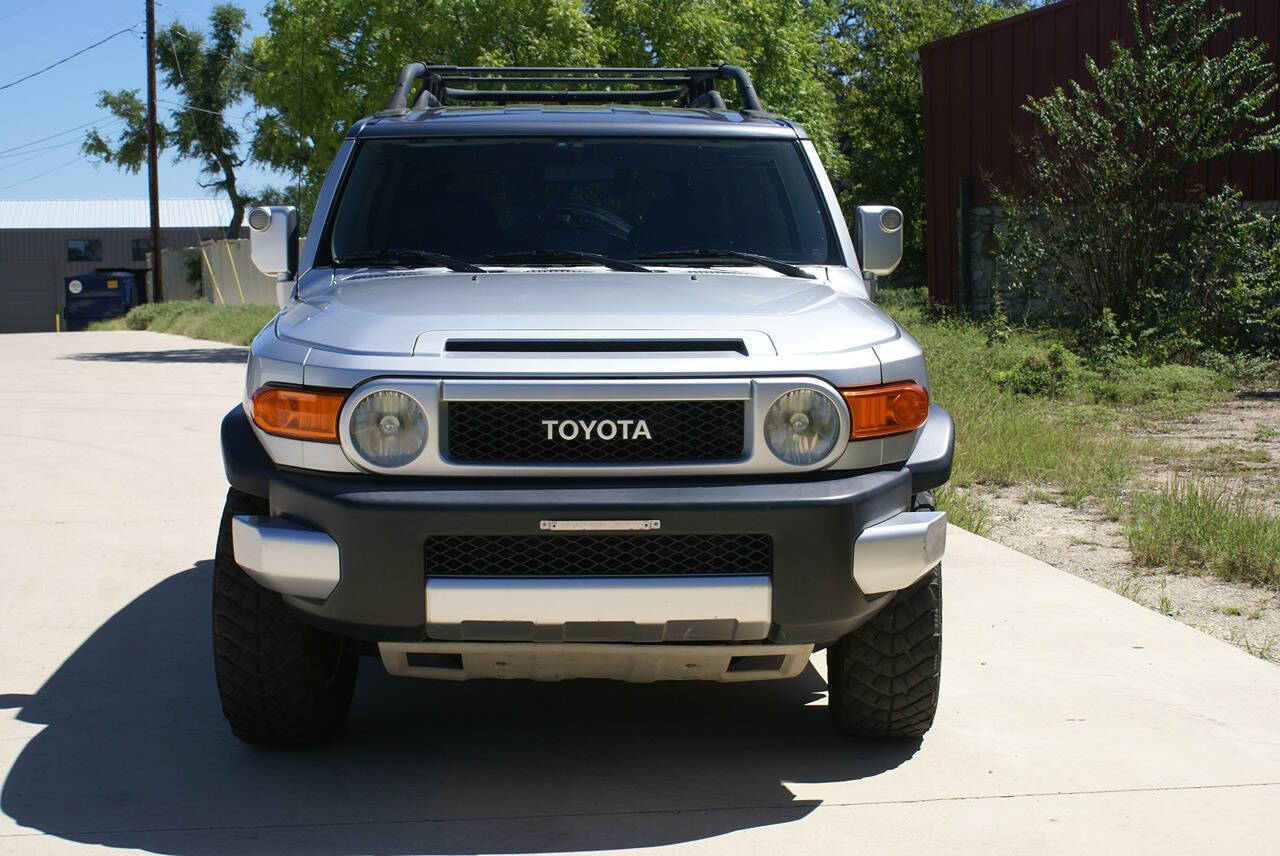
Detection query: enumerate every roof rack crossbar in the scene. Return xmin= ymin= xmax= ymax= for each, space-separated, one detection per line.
xmin=439 ymin=66 xmax=698 ymax=74
xmin=385 ymin=62 xmax=768 ymax=116
xmin=441 ymin=86 xmax=689 ymax=104
xmin=438 ymin=75 xmax=693 ymax=85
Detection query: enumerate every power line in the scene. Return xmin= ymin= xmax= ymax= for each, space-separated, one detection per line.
xmin=0 ymin=26 xmax=140 ymax=93
xmin=164 ymin=21 xmax=261 ymax=74
xmin=0 ymin=155 xmax=81 ymax=192
xmin=0 ymin=148 xmax=59 ymax=172
xmin=157 ymin=97 xmax=258 ymax=120
xmin=0 ymin=138 xmax=81 ymax=164
xmin=1 ymin=9 xmax=146 ymax=81
xmin=0 ymin=118 xmax=125 ymax=169
xmin=161 ymin=27 xmax=261 ymax=122
xmin=158 ymin=97 xmax=225 ymax=117
xmin=0 ymin=115 xmax=113 ymax=157
xmin=3 ymin=12 xmax=145 ymax=80
xmin=0 ymin=0 xmax=51 ymax=24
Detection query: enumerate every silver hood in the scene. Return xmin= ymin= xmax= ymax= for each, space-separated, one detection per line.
xmin=277 ymin=269 xmax=900 ymax=357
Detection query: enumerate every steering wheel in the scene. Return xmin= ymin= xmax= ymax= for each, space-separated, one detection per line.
xmin=506 ymin=204 xmax=632 ymax=244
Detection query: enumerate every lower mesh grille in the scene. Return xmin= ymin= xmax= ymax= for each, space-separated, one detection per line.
xmin=424 ymin=533 xmax=773 ymax=577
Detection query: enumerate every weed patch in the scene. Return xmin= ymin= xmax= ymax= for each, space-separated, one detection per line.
xmin=935 ymin=485 xmax=990 ymax=536
xmin=91 ymin=301 xmax=277 ymax=346
xmin=1126 ymin=479 xmax=1280 ymax=587
xmin=877 ymin=287 xmax=1232 ymax=507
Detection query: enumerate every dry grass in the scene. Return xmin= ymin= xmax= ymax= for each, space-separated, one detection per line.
xmin=90 ymin=300 xmax=277 ymax=346
xmin=1126 ymin=478 xmax=1280 ymax=587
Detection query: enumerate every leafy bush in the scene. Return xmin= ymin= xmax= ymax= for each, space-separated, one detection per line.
xmin=91 ymin=300 xmax=277 ymax=345
xmin=1196 ymin=350 xmax=1278 ymax=386
xmin=1083 ymin=360 xmax=1231 ymax=410
xmin=994 ymin=343 xmax=1075 ymax=397
xmin=995 ymin=0 xmax=1280 ymax=359
xmin=877 ymin=285 xmax=1245 ymax=507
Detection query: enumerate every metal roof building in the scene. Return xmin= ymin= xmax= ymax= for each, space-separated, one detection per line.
xmin=0 ymin=198 xmax=232 ymax=333
xmin=0 ymin=198 xmax=234 ymax=230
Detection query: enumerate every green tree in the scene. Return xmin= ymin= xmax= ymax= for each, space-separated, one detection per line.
xmin=248 ymin=0 xmax=1031 ymax=278
xmin=249 ymin=1 xmax=839 ymax=212
xmin=85 ymin=5 xmax=256 ymax=237
xmin=590 ymin=1 xmax=842 ymax=170
xmin=825 ymin=1 xmax=1030 ymax=281
xmin=996 ymin=0 xmax=1280 ymax=356
xmin=249 ymin=0 xmax=607 ymax=216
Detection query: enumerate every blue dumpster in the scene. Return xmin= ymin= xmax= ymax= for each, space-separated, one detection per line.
xmin=63 ymin=271 xmax=138 ymax=331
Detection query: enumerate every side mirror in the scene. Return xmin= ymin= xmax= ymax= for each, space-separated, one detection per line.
xmin=854 ymin=205 xmax=904 ymax=277
xmin=247 ymin=206 xmax=298 ymax=278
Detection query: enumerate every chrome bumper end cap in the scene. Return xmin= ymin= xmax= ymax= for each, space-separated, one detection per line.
xmin=231 ymin=515 xmax=340 ymax=599
xmin=853 ymin=510 xmax=947 ymax=595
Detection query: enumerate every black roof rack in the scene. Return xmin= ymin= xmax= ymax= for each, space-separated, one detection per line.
xmin=376 ymin=63 xmax=769 ymax=118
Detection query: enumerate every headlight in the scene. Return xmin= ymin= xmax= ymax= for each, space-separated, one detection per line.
xmin=764 ymin=388 xmax=842 ymax=465
xmin=67 ymin=280 xmax=83 ymax=295
xmin=349 ymin=389 xmax=427 ymax=467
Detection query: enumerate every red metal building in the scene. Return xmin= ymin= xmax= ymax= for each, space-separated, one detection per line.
xmin=920 ymin=0 xmax=1280 ymax=309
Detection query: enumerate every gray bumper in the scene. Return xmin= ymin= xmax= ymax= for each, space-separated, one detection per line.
xmin=222 ymin=404 xmax=953 ymax=646
xmin=232 ymin=502 xmax=946 ymax=642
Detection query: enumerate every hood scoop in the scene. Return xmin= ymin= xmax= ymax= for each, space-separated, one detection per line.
xmin=444 ymin=338 xmax=749 ymax=355
xmin=415 ymin=329 xmax=776 ymax=357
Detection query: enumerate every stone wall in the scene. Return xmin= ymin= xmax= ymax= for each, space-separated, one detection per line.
xmin=962 ymin=205 xmax=1057 ymax=320
xmin=962 ymin=201 xmax=1280 ymax=319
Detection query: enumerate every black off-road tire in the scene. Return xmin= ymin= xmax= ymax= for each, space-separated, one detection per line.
xmin=212 ymin=488 xmax=358 ymax=746
xmin=827 ymin=565 xmax=942 ymax=739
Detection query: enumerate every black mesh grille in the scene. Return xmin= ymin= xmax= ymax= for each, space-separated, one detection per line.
xmin=445 ymin=400 xmax=745 ymax=463
xmin=424 ymin=533 xmax=772 ymax=577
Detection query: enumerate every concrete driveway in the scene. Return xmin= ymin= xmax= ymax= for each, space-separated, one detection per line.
xmin=1 ymin=330 xmax=1279 ymax=855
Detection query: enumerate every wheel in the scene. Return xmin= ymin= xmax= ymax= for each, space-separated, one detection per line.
xmin=827 ymin=565 xmax=942 ymax=738
xmin=212 ymin=488 xmax=358 ymax=746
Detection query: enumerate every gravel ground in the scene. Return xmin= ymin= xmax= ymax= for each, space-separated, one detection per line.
xmin=965 ymin=392 xmax=1280 ymax=664
xmin=1140 ymin=390 xmax=1280 ymax=510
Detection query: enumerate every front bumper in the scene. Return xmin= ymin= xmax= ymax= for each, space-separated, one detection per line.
xmin=222 ymin=405 xmax=952 ymax=647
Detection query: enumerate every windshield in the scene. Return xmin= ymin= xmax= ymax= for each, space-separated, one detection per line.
xmin=326 ymin=136 xmax=839 ymax=267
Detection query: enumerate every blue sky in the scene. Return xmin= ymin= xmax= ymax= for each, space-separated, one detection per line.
xmin=0 ymin=0 xmax=283 ymax=200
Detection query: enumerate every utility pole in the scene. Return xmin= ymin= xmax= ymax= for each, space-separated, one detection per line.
xmin=145 ymin=0 xmax=163 ymax=302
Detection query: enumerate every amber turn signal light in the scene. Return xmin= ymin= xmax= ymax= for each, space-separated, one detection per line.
xmin=840 ymin=381 xmax=930 ymax=439
xmin=251 ymin=385 xmax=346 ymax=443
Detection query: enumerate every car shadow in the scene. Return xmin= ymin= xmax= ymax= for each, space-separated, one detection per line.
xmin=65 ymin=348 xmax=248 ymax=364
xmin=1 ymin=563 xmax=920 ymax=855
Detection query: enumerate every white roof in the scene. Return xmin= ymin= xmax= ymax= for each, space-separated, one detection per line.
xmin=0 ymin=198 xmax=234 ymax=230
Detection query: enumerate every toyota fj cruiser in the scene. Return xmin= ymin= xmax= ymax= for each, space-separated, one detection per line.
xmin=218 ymin=63 xmax=953 ymax=746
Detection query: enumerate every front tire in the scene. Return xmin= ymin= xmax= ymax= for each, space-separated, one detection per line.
xmin=212 ymin=488 xmax=358 ymax=746
xmin=827 ymin=565 xmax=942 ymax=739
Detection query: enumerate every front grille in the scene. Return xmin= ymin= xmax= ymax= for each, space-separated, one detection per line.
xmin=445 ymin=400 xmax=745 ymax=464
xmin=424 ymin=533 xmax=773 ymax=577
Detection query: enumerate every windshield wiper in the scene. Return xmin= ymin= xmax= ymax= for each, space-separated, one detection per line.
xmin=335 ymin=248 xmax=485 ymax=273
xmin=485 ymin=250 xmax=651 ymax=273
xmin=637 ymin=249 xmax=816 ymax=280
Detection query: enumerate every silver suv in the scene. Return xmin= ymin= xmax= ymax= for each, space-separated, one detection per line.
xmin=217 ymin=64 xmax=953 ymax=746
